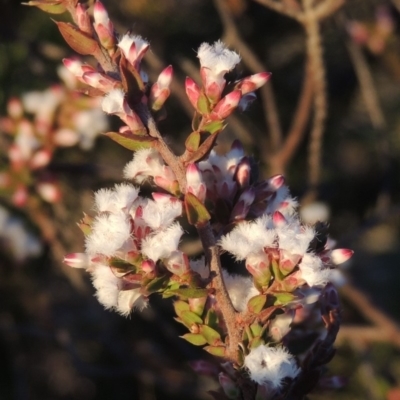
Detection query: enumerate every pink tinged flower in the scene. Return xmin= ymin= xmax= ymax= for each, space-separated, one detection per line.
xmin=245 ymin=251 xmax=271 ymax=285
xmin=101 ymin=88 xmax=126 ymax=114
xmin=53 ymin=128 xmax=79 ymax=147
xmin=186 ymin=163 xmax=207 ymax=203
xmin=330 ymin=248 xmax=354 ymax=265
xmin=235 ymin=156 xmax=251 ymax=188
xmin=93 ymin=1 xmax=115 ymax=50
xmin=63 ymin=58 xmax=86 ymax=79
xmin=150 ymin=65 xmax=173 ymax=111
xmin=185 ymin=77 xmax=201 ymax=109
xmin=165 ymin=250 xmax=190 ymax=276
xmin=117 ymin=34 xmax=150 ymax=69
xmin=222 ymin=270 xmax=260 ymax=312
xmin=237 ymin=92 xmax=257 ymax=112
xmin=36 ymin=181 xmax=61 ymax=203
xmin=279 ymin=250 xmax=301 ymax=274
xmin=230 ymin=187 xmax=255 ymax=221
xmin=219 ymin=215 xmax=275 ymax=261
xmin=76 ymin=4 xmax=93 ymax=35
xmin=269 ymin=311 xmax=294 ymax=341
xmin=272 ymin=211 xmax=287 ymax=228
xmin=117 ymin=289 xmax=147 ymax=315
xmin=141 ymin=223 xmax=183 ymax=262
xmin=298 ymin=253 xmax=331 ymax=287
xmin=7 ymin=97 xmax=23 ymax=119
xmin=30 ymin=149 xmax=51 ymax=170
xmin=210 ymin=90 xmax=241 ymax=120
xmin=237 ymin=72 xmax=271 ymax=95
xmin=8 ymin=144 xmax=25 ymax=170
xmin=82 ymin=71 xmax=120 ymax=92
xmin=12 ymin=185 xmax=28 ymax=207
xmin=63 ymin=252 xmax=89 ymax=269
xmin=141 ymin=259 xmax=155 ymax=273
xmin=197 ymin=40 xmax=241 ymax=102
xmin=244 ymin=345 xmax=300 ymax=388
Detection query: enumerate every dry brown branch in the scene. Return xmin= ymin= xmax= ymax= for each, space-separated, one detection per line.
xmin=302 ymin=0 xmax=328 ymax=194
xmin=214 ymin=0 xmax=282 ymax=152
xmin=340 ymin=284 xmax=400 ymax=348
xmin=252 ymin=0 xmax=302 ymax=20
xmin=269 ymin=61 xmax=314 ymax=174
xmin=343 ymin=24 xmax=386 ymax=130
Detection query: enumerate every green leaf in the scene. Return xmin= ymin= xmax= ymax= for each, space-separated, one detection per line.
xmin=109 ymin=258 xmax=136 ymax=274
xmin=250 ymin=322 xmax=263 ymax=337
xmin=249 ymin=336 xmax=264 ymax=349
xmin=55 ymin=21 xmax=100 ymax=55
xmin=204 ymin=309 xmax=219 ymax=331
xmin=273 ymin=292 xmax=296 ymax=306
xmin=103 ymin=131 xmax=154 ymax=151
xmin=271 ymin=259 xmax=284 ymax=282
xmin=181 ymin=333 xmax=207 ymax=346
xmin=200 ymin=325 xmax=221 ymax=346
xmin=186 ymin=131 xmax=221 ymax=163
xmin=23 ymin=0 xmax=66 ymax=14
xmin=204 ymin=346 xmax=226 ymax=358
xmin=173 ymin=300 xmax=190 ymax=318
xmin=180 ymin=310 xmax=203 ymax=326
xmin=184 ymin=193 xmax=211 ymax=227
xmin=197 ymin=92 xmax=211 ymax=115
xmin=201 ymin=120 xmax=224 ymax=134
xmin=145 ymin=275 xmax=169 ymax=294
xmin=247 ymin=294 xmax=267 ymax=314
xmin=185 ymin=131 xmax=201 ymax=153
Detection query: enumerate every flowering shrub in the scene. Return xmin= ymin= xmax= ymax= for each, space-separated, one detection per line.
xmin=27 ymin=0 xmax=353 ymax=398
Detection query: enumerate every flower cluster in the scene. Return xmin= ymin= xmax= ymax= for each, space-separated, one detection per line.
xmin=28 ymin=1 xmax=354 ymax=398
xmin=0 ymin=65 xmax=108 ymax=206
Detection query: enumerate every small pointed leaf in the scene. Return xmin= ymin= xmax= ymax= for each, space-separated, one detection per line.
xmin=184 ymin=192 xmax=211 ymax=227
xmin=205 ymin=309 xmax=219 ymax=331
xmin=197 ymin=92 xmax=211 ymax=115
xmin=204 ymin=346 xmax=226 ymax=358
xmin=200 ymin=325 xmax=221 ymax=346
xmin=187 ymin=131 xmax=221 ymax=163
xmin=250 ymin=322 xmax=263 ymax=337
xmin=181 ymin=333 xmax=207 ymax=346
xmin=109 ymin=258 xmax=136 ymax=274
xmin=173 ymin=300 xmax=190 ymax=318
xmin=180 ymin=310 xmax=203 ymax=326
xmin=145 ymin=275 xmax=169 ymax=294
xmin=103 ymin=131 xmax=154 ymax=151
xmin=185 ymin=131 xmax=201 ymax=153
xmin=247 ymin=294 xmax=267 ymax=314
xmin=168 ymin=287 xmax=209 ymax=299
xmin=55 ymin=21 xmax=99 ymax=55
xmin=23 ymin=0 xmax=66 ymax=14
xmin=273 ymin=292 xmax=296 ymax=306
xmin=201 ymin=120 xmax=224 ymax=134
xmin=249 ymin=336 xmax=264 ymax=349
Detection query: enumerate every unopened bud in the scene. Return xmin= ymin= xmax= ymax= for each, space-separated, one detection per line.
xmin=63 ymin=253 xmax=89 ymax=268
xmin=185 ymin=77 xmax=201 ymax=109
xmin=331 ymin=248 xmax=353 ymax=265
xmin=235 ymin=157 xmax=251 ymax=188
xmin=36 ymin=181 xmax=61 ymax=203
xmin=7 ymin=97 xmax=23 ymax=119
xmin=76 ymin=4 xmax=93 ymax=35
xmin=30 ymin=149 xmax=51 ymax=169
xmin=230 ymin=187 xmax=255 ymax=221
xmin=186 ymin=163 xmax=206 ymax=203
xmin=237 ymin=72 xmax=271 ymax=95
xmin=211 ymin=90 xmax=241 ymax=119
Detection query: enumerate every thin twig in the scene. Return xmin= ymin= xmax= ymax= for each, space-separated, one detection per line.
xmin=302 ymin=0 xmax=328 ymax=194
xmin=252 ymin=0 xmax=302 ymax=20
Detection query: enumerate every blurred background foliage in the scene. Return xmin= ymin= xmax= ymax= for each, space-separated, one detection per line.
xmin=1 ymin=0 xmax=400 ymax=399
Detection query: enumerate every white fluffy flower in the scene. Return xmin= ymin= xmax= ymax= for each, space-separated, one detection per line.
xmin=118 ymin=34 xmax=149 ymax=62
xmin=85 ymin=212 xmax=132 ymax=256
xmin=102 ymin=89 xmax=125 ymax=114
xmin=276 ymin=223 xmax=314 ymax=256
xmin=222 ymin=270 xmax=259 ymax=312
xmin=74 ymin=108 xmax=108 ymax=150
xmin=298 ymin=253 xmax=331 ymax=287
xmin=190 ymin=257 xmax=209 ymax=279
xmin=141 ymin=197 xmax=182 ymax=230
xmin=244 ymin=345 xmax=300 ymax=388
xmin=94 ymin=184 xmax=139 ymax=214
xmin=197 ymin=41 xmax=241 ymax=81
xmin=117 ymin=289 xmax=146 ymax=316
xmin=141 ymin=223 xmax=183 ymax=262
xmin=91 ymin=263 xmax=120 ymax=310
xmin=219 ymin=216 xmax=276 ymax=260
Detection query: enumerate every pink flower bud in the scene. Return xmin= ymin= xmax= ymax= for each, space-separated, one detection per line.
xmin=149 ymin=86 xmax=170 ymax=111
xmin=82 ymin=71 xmax=119 ymax=92
xmin=235 ymin=156 xmax=251 ymax=188
xmin=12 ymin=184 xmax=28 ymax=207
xmin=118 ymin=34 xmax=149 ymax=69
xmin=63 ymin=253 xmax=89 ymax=268
xmin=76 ymin=4 xmax=93 ymax=35
xmin=331 ymin=248 xmax=353 ymax=265
xmin=93 ymin=1 xmax=115 ymax=51
xmin=211 ymin=90 xmax=241 ymax=119
xmin=63 ymin=58 xmax=85 ymax=78
xmin=7 ymin=97 xmax=23 ymax=119
xmin=238 ymin=72 xmax=271 ymax=95
xmin=347 ymin=21 xmax=369 ymax=45
xmin=36 ymin=181 xmax=61 ymax=203
xmin=273 ymin=211 xmax=287 ymax=227
xmin=185 ymin=77 xmax=201 ymax=109
xmin=186 ymin=163 xmax=206 ymax=203
xmin=54 ymin=128 xmax=79 ymax=147
xmin=165 ymin=251 xmax=190 ymax=276
xmin=93 ymin=1 xmax=110 ymax=26
xmin=269 ymin=311 xmax=294 ymax=341
xmin=246 ymin=251 xmax=271 ymax=285
xmin=141 ymin=259 xmax=156 ymax=273
xmin=230 ymin=187 xmax=255 ymax=221
xmin=157 ymin=65 xmax=173 ymax=89
xmin=30 ymin=149 xmax=51 ymax=169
